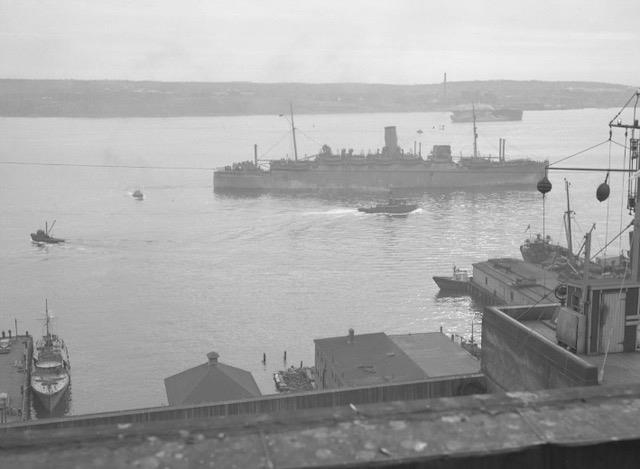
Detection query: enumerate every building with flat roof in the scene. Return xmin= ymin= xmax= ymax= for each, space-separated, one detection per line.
xmin=164 ymin=351 xmax=260 ymax=406
xmin=314 ymin=329 xmax=480 ymax=390
xmin=389 ymin=332 xmax=481 ymax=378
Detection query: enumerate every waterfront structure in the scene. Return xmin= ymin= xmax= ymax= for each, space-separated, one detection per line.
xmin=481 ymin=91 xmax=640 ymax=392
xmin=314 ymin=329 xmax=480 ymax=390
xmin=0 ymin=331 xmax=32 ymax=423
xmin=164 ymin=351 xmax=260 ymax=406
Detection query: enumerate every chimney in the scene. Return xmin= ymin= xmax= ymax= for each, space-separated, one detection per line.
xmin=383 ymin=127 xmax=398 ymax=153
xmin=347 ymin=328 xmax=355 ymax=344
xmin=207 ymin=351 xmax=219 ymax=365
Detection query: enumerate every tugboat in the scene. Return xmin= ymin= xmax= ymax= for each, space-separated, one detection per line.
xmin=31 ymin=301 xmax=71 ymax=413
xmin=433 ymin=266 xmax=472 ymax=292
xmin=520 ymin=179 xmax=574 ymax=266
xmin=132 ymin=189 xmax=144 ymax=200
xmin=358 ymin=198 xmax=418 ymax=214
xmin=520 ymin=233 xmax=571 ymax=265
xmin=30 ymin=221 xmax=65 ymax=244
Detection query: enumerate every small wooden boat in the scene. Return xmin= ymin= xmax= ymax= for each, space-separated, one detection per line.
xmin=31 ymin=221 xmax=64 ymax=244
xmin=132 ymin=190 xmax=144 ymax=200
xmin=433 ymin=266 xmax=471 ymax=293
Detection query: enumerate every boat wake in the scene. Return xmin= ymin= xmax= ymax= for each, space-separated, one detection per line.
xmin=302 ymin=208 xmax=358 ymax=216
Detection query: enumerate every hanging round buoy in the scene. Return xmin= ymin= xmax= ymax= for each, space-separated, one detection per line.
xmin=537 ymin=175 xmax=552 ymax=195
xmin=596 ymin=172 xmax=610 ymax=202
xmin=596 ymin=182 xmax=610 ymax=202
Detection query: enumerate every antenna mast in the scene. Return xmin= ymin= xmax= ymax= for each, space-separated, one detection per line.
xmin=472 ymin=103 xmax=478 ymax=158
xmin=290 ymin=103 xmax=298 ymax=162
xmin=564 ymin=179 xmax=574 ymax=258
xmin=45 ymin=299 xmax=50 ymax=337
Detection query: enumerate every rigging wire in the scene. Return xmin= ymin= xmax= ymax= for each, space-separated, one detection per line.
xmin=295 ymin=127 xmax=324 ymax=149
xmin=0 ymin=160 xmax=217 ymax=171
xmin=590 ymin=221 xmax=633 ymax=261
xmin=547 ymin=139 xmax=611 ymax=167
xmin=258 ymin=130 xmax=291 ymax=159
xmin=604 ymin=141 xmax=613 ymax=259
xmin=620 ymin=132 xmax=629 ymax=254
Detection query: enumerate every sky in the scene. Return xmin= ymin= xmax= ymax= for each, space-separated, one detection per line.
xmin=0 ymin=0 xmax=638 ymax=85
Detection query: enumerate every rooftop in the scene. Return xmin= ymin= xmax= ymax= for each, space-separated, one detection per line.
xmin=314 ymin=332 xmax=427 ymax=386
xmin=164 ymin=352 xmax=260 ymax=406
xmin=388 ymin=332 xmax=480 ymax=377
xmin=473 ymin=258 xmax=560 ymax=303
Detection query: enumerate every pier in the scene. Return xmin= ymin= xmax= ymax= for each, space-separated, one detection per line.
xmin=0 ymin=333 xmax=32 ymax=424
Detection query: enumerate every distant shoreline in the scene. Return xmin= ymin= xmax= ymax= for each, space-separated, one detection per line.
xmin=0 ymin=78 xmax=635 ymax=118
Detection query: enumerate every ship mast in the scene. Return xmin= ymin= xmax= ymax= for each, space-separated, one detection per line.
xmin=472 ymin=103 xmax=478 ymax=158
xmin=45 ymin=299 xmax=50 ymax=338
xmin=564 ymin=179 xmax=573 ymax=258
xmin=607 ymin=91 xmax=640 ymax=280
xmin=290 ymin=103 xmax=298 ymax=162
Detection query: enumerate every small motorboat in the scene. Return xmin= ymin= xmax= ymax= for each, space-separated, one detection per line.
xmin=433 ymin=266 xmax=471 ymax=293
xmin=358 ymin=198 xmax=418 ymax=214
xmin=132 ymin=190 xmax=144 ymax=200
xmin=31 ymin=221 xmax=64 ymax=244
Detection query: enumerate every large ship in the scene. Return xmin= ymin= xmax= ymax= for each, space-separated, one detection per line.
xmin=214 ymin=115 xmax=546 ymax=193
xmin=450 ymin=107 xmax=523 ymax=123
xmin=31 ymin=301 xmax=71 ymax=413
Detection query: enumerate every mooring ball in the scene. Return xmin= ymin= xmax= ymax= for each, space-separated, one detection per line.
xmin=537 ymin=176 xmax=552 ymax=195
xmin=596 ymin=182 xmax=610 ymax=202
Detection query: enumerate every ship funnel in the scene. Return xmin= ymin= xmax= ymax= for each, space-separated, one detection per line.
xmin=207 ymin=351 xmax=219 ymax=365
xmin=384 ymin=127 xmax=398 ymax=153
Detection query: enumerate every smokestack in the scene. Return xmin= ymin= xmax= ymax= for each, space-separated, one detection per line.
xmin=347 ymin=328 xmax=355 ymax=344
xmin=384 ymin=127 xmax=398 ymax=153
xmin=443 ymin=72 xmax=447 ymax=104
xmin=207 ymin=351 xmax=219 ymax=366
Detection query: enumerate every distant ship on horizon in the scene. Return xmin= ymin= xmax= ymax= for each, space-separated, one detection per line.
xmin=450 ymin=107 xmax=523 ymax=123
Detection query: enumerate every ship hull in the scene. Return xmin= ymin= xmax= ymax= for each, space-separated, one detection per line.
xmin=358 ymin=204 xmax=418 ymax=214
xmin=31 ymin=377 xmax=70 ymax=412
xmin=451 ymin=109 xmax=523 ymax=123
xmin=433 ymin=276 xmax=470 ymax=292
xmin=214 ymin=161 xmax=546 ymax=193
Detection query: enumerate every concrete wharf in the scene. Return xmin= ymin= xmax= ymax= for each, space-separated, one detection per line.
xmin=0 ymin=334 xmax=32 ymax=424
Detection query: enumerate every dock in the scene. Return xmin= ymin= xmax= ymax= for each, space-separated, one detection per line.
xmin=0 ymin=334 xmax=33 ymax=424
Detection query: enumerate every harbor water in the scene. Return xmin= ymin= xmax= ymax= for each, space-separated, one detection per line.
xmin=0 ymin=108 xmax=631 ymax=416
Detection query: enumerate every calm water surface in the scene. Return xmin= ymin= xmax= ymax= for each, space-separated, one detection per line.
xmin=0 ymin=109 xmax=632 ymax=415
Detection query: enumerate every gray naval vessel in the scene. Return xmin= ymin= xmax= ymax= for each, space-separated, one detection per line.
xmin=214 ymin=123 xmax=546 ymax=193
